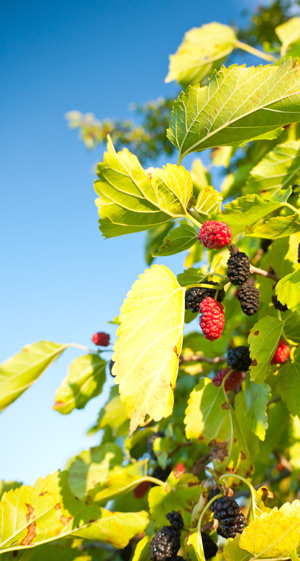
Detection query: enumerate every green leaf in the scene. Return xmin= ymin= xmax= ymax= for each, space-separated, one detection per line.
xmin=148 ymin=472 xmax=202 ymax=529
xmin=275 ymin=268 xmax=300 ymax=313
xmin=154 ymin=224 xmax=197 ymax=256
xmin=239 ymin=500 xmax=300 ymax=558
xmin=195 ymin=186 xmax=222 ymax=217
xmin=0 ymin=471 xmax=149 ymax=553
xmin=88 ymin=385 xmax=129 ymax=437
xmin=54 ymin=354 xmax=106 ymax=414
xmin=250 ymin=213 xmax=300 ymax=239
xmin=177 ymin=267 xmax=208 ymax=287
xmin=211 ymin=146 xmax=233 ymax=167
xmin=66 ymin=443 xmax=123 ymax=500
xmin=0 ymin=341 xmax=69 ymax=413
xmin=167 ymin=60 xmax=300 ymax=160
xmin=190 ymin=158 xmax=211 ymax=191
xmin=184 ymin=378 xmax=253 ymax=477
xmin=247 ymin=140 xmax=300 ymax=195
xmin=165 ymin=22 xmax=237 ymax=87
xmin=187 ymin=530 xmax=205 ymax=561
xmin=219 ymin=193 xmax=284 ymax=237
xmin=132 ymin=536 xmax=151 ymax=561
xmin=223 ymin=534 xmax=252 ymax=561
xmin=144 ymin=223 xmax=174 ymax=265
xmin=87 ymin=460 xmax=149 ymax=504
xmin=244 ymin=378 xmax=271 ymax=441
xmin=277 ymin=347 xmax=300 ymax=416
xmin=0 ymin=480 xmax=23 ymax=500
xmin=113 ymin=265 xmax=185 ymax=434
xmin=94 ymin=137 xmax=192 ymax=237
xmin=248 ymin=317 xmax=283 ymax=383
xmin=276 ymin=17 xmax=300 ymax=54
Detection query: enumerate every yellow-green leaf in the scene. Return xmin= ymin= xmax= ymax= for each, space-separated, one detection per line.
xmin=0 ymin=341 xmax=69 ymax=413
xmin=53 ymin=354 xmax=106 ymax=414
xmin=248 ymin=317 xmax=283 ymax=383
xmin=223 ymin=535 xmax=251 ymax=561
xmin=113 ymin=265 xmax=185 ymax=434
xmin=165 ymin=22 xmax=237 ymax=87
xmin=240 ymin=500 xmax=300 ymax=558
xmin=275 ymin=268 xmax=300 ymax=313
xmin=0 ymin=471 xmax=149 ymax=553
xmin=94 ymin=137 xmax=192 ymax=238
xmin=276 ymin=17 xmax=300 ymax=55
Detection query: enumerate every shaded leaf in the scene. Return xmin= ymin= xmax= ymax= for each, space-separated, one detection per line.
xmin=240 ymin=500 xmax=300 ymax=558
xmin=277 ymin=347 xmax=300 ymax=417
xmin=177 ymin=267 xmax=208 ymax=287
xmin=0 ymin=480 xmax=23 ymax=500
xmin=275 ymin=268 xmax=300 ymax=313
xmin=0 ymin=341 xmax=69 ymax=413
xmin=249 ymin=214 xmax=300 ymax=239
xmin=144 ymin=223 xmax=174 ymax=266
xmin=54 ymin=354 xmax=106 ymax=414
xmin=168 ymin=60 xmax=300 ymax=160
xmin=88 ymin=460 xmax=149 ymax=504
xmin=248 ymin=317 xmax=283 ymax=383
xmin=155 ymin=224 xmax=197 ymax=256
xmin=66 ymin=443 xmax=123 ymax=500
xmin=190 ymin=158 xmax=211 ymax=191
xmin=165 ymin=23 xmax=236 ymax=87
xmin=223 ymin=534 xmax=251 ymax=561
xmin=244 ymin=378 xmax=271 ymax=441
xmin=113 ymin=265 xmax=185 ymax=434
xmin=219 ymin=193 xmax=284 ymax=237
xmin=88 ymin=385 xmax=129 ymax=438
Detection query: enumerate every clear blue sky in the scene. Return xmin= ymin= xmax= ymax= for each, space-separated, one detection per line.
xmin=1 ymin=0 xmax=262 ymax=485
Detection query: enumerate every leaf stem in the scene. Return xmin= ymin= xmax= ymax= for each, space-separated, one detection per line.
xmin=219 ymin=473 xmax=256 ymax=520
xmin=282 ymin=201 xmax=300 ymax=216
xmin=235 ymin=40 xmax=277 ymax=62
xmin=69 ymin=343 xmax=90 ymax=351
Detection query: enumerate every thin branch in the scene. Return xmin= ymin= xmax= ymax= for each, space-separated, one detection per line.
xmin=192 ymin=453 xmax=212 ymax=475
xmin=250 ymin=264 xmax=280 ymax=282
xmin=235 ymin=40 xmax=277 ymax=62
xmin=180 ymin=354 xmax=226 ymax=365
xmin=267 ymin=395 xmax=281 ymax=407
xmin=168 ymin=440 xmax=193 ymax=458
xmin=234 ymin=469 xmax=291 ymax=498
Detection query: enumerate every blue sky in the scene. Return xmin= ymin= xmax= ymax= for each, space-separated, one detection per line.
xmin=1 ymin=0 xmax=263 ymax=485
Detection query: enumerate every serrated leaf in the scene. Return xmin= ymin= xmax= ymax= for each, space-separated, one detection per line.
xmin=249 ymin=213 xmax=300 ymax=239
xmin=219 ymin=194 xmax=284 ymax=237
xmin=94 ymin=138 xmax=192 ymax=237
xmin=247 ymin=140 xmax=300 ymax=195
xmin=195 ymin=186 xmax=222 ymax=217
xmin=244 ymin=378 xmax=271 ymax=441
xmin=248 ymin=317 xmax=283 ymax=383
xmin=0 ymin=341 xmax=69 ymax=413
xmin=276 ymin=17 xmax=300 ymax=55
xmin=154 ymin=224 xmax=197 ymax=256
xmin=239 ymin=500 xmax=300 ymax=558
xmin=275 ymin=268 xmax=300 ymax=313
xmin=167 ymin=60 xmax=300 ymax=160
xmin=165 ymin=23 xmax=237 ymax=87
xmin=0 ymin=481 xmax=23 ymax=500
xmin=277 ymin=348 xmax=300 ymax=416
xmin=54 ymin=354 xmax=106 ymax=414
xmin=184 ymin=378 xmax=253 ymax=477
xmin=148 ymin=472 xmax=202 ymax=529
xmin=144 ymin=223 xmax=174 ymax=265
xmin=66 ymin=443 xmax=123 ymax=500
xmin=177 ymin=267 xmax=208 ymax=287
xmin=113 ymin=265 xmax=185 ymax=434
xmin=0 ymin=471 xmax=149 ymax=553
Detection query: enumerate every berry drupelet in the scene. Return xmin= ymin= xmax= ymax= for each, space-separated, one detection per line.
xmin=198 ymin=221 xmax=232 ymax=250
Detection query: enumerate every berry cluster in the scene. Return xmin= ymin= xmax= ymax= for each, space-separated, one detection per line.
xmin=210 ymin=495 xmax=247 ymax=539
xmin=150 ymin=511 xmax=183 ymax=561
xmin=185 ymin=282 xmax=225 ymax=313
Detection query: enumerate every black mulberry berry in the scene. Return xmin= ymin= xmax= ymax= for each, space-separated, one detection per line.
xmin=166 ymin=511 xmax=184 ymax=531
xmin=210 ymin=496 xmax=247 ymax=539
xmin=185 ymin=282 xmax=225 ymax=313
xmin=152 ymin=465 xmax=171 ymax=482
xmin=227 ymin=346 xmax=251 ymax=371
xmin=272 ymin=294 xmax=288 ymax=312
xmin=227 ymin=252 xmax=250 ymax=286
xmin=149 ymin=527 xmax=181 ymax=561
xmin=201 ymin=532 xmax=218 ymax=559
xmin=237 ymin=284 xmax=260 ymax=316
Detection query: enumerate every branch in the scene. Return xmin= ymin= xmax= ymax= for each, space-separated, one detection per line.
xmin=234 ymin=469 xmax=291 ymax=498
xmin=250 ymin=264 xmax=280 ymax=282
xmin=180 ymin=354 xmax=226 ymax=365
xmin=267 ymin=395 xmax=281 ymax=407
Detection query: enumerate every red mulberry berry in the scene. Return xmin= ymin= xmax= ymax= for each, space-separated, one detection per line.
xmin=91 ymin=332 xmax=110 ymax=346
xmin=271 ymin=339 xmax=290 ymax=365
xmin=133 ymin=481 xmax=151 ymax=498
xmin=199 ymin=297 xmax=225 ymax=341
xmin=198 ymin=221 xmax=232 ymax=249
xmin=212 ymin=368 xmax=242 ymax=391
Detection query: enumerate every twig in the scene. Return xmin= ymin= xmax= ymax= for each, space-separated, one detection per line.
xmin=168 ymin=441 xmax=193 ymax=458
xmin=250 ymin=264 xmax=280 ymax=282
xmin=180 ymin=354 xmax=226 ymax=365
xmin=267 ymin=395 xmax=281 ymax=407
xmin=192 ymin=453 xmax=212 ymax=475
